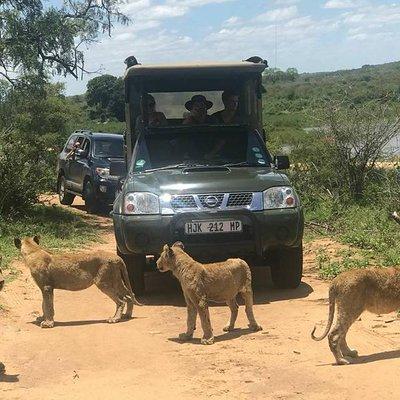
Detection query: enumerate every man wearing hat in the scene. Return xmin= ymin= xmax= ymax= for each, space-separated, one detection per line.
xmin=183 ymin=95 xmax=217 ymax=125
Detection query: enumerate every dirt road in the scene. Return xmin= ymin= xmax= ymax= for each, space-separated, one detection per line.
xmin=1 ymin=199 xmax=400 ymax=399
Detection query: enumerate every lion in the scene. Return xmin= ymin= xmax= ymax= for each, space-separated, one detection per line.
xmin=14 ymin=236 xmax=141 ymax=328
xmin=156 ymin=242 xmax=262 ymax=345
xmin=311 ymin=267 xmax=400 ymax=365
xmin=0 ymin=255 xmax=5 ymax=374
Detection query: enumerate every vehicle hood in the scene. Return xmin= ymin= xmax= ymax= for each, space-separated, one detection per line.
xmin=124 ymin=167 xmax=291 ymax=195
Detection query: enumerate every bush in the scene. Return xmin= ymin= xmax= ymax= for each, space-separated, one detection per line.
xmin=0 ymin=133 xmax=48 ymax=215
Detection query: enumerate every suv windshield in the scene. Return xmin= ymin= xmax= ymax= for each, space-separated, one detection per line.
xmin=94 ymin=138 xmax=123 ymax=158
xmin=132 ymin=128 xmax=271 ymax=172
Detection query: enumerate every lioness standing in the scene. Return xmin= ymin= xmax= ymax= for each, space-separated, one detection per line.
xmin=157 ymin=242 xmax=262 ymax=345
xmin=0 ymin=255 xmax=5 ymax=374
xmin=15 ymin=236 xmax=141 ymax=328
xmin=312 ymin=267 xmax=400 ymax=365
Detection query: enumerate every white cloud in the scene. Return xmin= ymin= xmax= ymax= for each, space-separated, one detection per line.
xmin=324 ymin=0 xmax=361 ymax=9
xmin=255 ymin=6 xmax=298 ymax=22
xmin=223 ymin=16 xmax=241 ymax=26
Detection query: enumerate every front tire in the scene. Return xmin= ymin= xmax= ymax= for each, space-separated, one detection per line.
xmin=118 ymin=252 xmax=146 ymax=295
xmin=58 ymin=175 xmax=75 ymax=205
xmin=270 ymin=243 xmax=303 ymax=289
xmin=83 ymin=180 xmax=99 ymax=214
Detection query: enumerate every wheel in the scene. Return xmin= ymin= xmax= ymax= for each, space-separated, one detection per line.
xmin=270 ymin=243 xmax=303 ymax=289
xmin=58 ymin=175 xmax=75 ymax=205
xmin=83 ymin=180 xmax=99 ymax=214
xmin=118 ymin=252 xmax=146 ymax=295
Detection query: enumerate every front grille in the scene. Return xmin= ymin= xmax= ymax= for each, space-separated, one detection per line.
xmin=171 ymin=195 xmax=197 ymax=209
xmin=198 ymin=194 xmax=224 ymax=208
xmin=227 ymin=193 xmax=253 ymax=207
xmin=170 ymin=192 xmax=258 ymax=211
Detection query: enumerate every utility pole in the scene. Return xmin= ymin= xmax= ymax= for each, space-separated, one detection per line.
xmin=274 ymin=24 xmax=278 ymax=69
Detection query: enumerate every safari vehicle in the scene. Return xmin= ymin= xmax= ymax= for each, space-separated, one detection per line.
xmin=112 ymin=57 xmax=304 ymax=293
xmin=57 ymin=130 xmax=124 ymax=213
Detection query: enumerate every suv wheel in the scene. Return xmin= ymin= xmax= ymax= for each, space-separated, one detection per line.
xmin=83 ymin=180 xmax=99 ymax=214
xmin=118 ymin=251 xmax=146 ymax=295
xmin=270 ymin=243 xmax=303 ymax=289
xmin=58 ymin=176 xmax=75 ymax=205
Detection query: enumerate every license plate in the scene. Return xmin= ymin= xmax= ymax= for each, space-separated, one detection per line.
xmin=185 ymin=220 xmax=242 ymax=235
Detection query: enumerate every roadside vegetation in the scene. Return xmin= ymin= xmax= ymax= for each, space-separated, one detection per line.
xmin=264 ymin=62 xmax=400 ymax=278
xmin=0 ymin=203 xmax=100 ymax=276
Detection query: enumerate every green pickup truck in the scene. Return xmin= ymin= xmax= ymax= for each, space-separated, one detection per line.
xmin=111 ymin=57 xmax=304 ymax=293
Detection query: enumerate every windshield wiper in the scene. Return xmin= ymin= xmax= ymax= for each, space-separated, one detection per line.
xmin=142 ymin=163 xmax=208 ymax=173
xmin=222 ymin=161 xmax=260 ymax=167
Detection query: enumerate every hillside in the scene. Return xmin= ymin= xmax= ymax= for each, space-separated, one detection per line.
xmin=262 ymin=60 xmax=400 ymax=152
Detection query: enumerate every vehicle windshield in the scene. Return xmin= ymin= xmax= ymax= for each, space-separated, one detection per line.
xmin=132 ymin=128 xmax=271 ymax=173
xmin=94 ymin=138 xmax=124 ymax=158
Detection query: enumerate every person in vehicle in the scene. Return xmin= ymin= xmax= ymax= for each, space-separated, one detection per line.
xmin=212 ymin=90 xmax=240 ymax=124
xmin=138 ymin=94 xmax=167 ymax=127
xmin=183 ymin=95 xmax=216 ymax=125
xmin=66 ymin=141 xmax=81 ymax=159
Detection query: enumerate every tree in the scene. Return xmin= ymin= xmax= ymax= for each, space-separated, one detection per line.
xmin=86 ymin=74 xmax=124 ymax=121
xmin=286 ymin=68 xmax=299 ymax=82
xmin=0 ymin=0 xmax=128 ymax=84
xmin=319 ymin=98 xmax=400 ymax=200
xmin=0 ymin=81 xmax=78 ymax=215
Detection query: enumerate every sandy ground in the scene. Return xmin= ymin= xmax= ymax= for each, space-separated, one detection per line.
xmin=1 ymin=198 xmax=400 ymax=399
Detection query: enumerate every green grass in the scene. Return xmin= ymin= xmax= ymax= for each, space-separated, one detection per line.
xmin=305 ymin=201 xmax=400 ymax=279
xmin=0 ymin=204 xmax=101 ymax=271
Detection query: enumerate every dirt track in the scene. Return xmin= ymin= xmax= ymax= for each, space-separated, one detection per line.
xmin=1 ymin=198 xmax=400 ymax=399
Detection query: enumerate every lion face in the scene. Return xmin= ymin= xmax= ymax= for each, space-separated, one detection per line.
xmin=156 ymin=242 xmax=185 ymax=272
xmin=156 ymin=245 xmax=173 ymax=272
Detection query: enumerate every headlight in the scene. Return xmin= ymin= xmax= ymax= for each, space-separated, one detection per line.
xmin=95 ymin=167 xmax=110 ymax=178
xmin=124 ymin=192 xmax=160 ymax=215
xmin=263 ymin=186 xmax=297 ymax=209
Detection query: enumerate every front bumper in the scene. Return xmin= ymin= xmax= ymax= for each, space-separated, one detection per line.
xmin=93 ymin=178 xmax=118 ymax=204
xmin=113 ymin=207 xmax=304 ymax=260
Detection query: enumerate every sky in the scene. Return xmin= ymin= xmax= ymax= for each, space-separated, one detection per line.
xmin=53 ymin=0 xmax=400 ymax=95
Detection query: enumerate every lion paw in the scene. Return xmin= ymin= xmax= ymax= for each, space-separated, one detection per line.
xmin=40 ymin=320 xmax=54 ymax=329
xmin=107 ymin=317 xmax=121 ymax=324
xmin=122 ymin=314 xmax=132 ymax=320
xmin=178 ymin=332 xmax=193 ymax=341
xmin=35 ymin=315 xmax=44 ymax=323
xmin=343 ymin=349 xmax=358 ymax=358
xmin=336 ymin=358 xmax=351 ymax=365
xmin=223 ymin=325 xmax=235 ymax=332
xmin=248 ymin=323 xmax=263 ymax=332
xmin=201 ymin=336 xmax=215 ymax=345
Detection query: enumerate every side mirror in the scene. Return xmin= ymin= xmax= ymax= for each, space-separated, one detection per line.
xmin=110 ymin=160 xmax=127 ymax=177
xmin=75 ymin=148 xmax=86 ymax=158
xmin=274 ymin=155 xmax=290 ymax=170
xmin=117 ymin=177 xmax=125 ymax=192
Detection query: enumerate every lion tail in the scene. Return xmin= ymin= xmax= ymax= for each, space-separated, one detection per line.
xmin=119 ymin=260 xmax=143 ymax=306
xmin=311 ymin=285 xmax=336 ymax=341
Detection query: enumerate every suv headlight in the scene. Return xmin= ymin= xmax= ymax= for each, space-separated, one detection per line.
xmin=263 ymin=186 xmax=297 ymax=209
xmin=95 ymin=167 xmax=110 ymax=178
xmin=124 ymin=192 xmax=160 ymax=215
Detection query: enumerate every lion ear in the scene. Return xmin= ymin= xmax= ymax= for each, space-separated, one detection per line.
xmin=33 ymin=235 xmax=40 ymax=245
xmin=163 ymin=244 xmax=170 ymax=253
xmin=172 ymin=241 xmax=184 ymax=250
xmin=14 ymin=238 xmax=22 ymax=249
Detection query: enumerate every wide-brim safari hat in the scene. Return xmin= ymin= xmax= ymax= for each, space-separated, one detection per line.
xmin=185 ymin=95 xmax=213 ymax=111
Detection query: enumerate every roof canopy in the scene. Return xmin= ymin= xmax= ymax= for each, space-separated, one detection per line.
xmin=125 ymin=61 xmax=267 ymax=79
